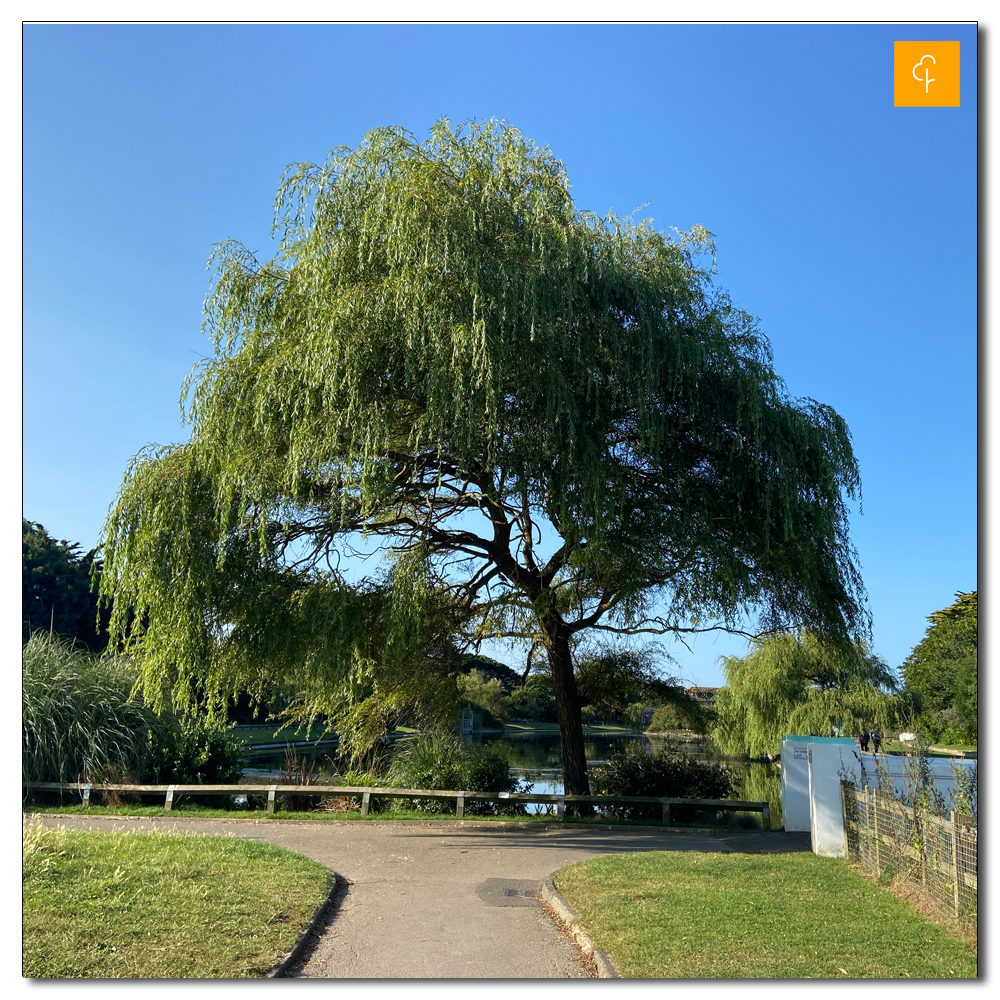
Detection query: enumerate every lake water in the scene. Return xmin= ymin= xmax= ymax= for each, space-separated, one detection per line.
xmin=242 ymin=729 xmax=783 ymax=826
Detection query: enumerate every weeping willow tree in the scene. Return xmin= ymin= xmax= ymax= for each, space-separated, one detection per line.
xmin=714 ymin=632 xmax=905 ymax=759
xmin=100 ymin=119 xmax=868 ymax=795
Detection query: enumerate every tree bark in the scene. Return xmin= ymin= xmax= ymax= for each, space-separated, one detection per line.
xmin=541 ymin=613 xmax=591 ymax=796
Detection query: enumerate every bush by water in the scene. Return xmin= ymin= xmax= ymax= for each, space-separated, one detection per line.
xmin=589 ymin=740 xmax=734 ymax=821
xmin=387 ymin=732 xmax=532 ymax=814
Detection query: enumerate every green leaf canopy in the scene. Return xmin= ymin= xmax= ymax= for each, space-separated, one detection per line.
xmin=100 ymin=120 xmax=867 ymax=793
xmin=900 ymin=591 xmax=977 ymax=742
xmin=713 ymin=631 xmax=904 ymax=759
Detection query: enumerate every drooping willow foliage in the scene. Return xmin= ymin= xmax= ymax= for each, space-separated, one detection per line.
xmin=713 ymin=631 xmax=907 ymax=759
xmin=100 ymin=119 xmax=867 ymax=792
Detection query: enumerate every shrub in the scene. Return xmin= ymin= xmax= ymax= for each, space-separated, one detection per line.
xmin=386 ymin=733 xmax=530 ymax=814
xmin=463 ymin=741 xmax=532 ymax=815
xmin=142 ymin=716 xmax=243 ymax=786
xmin=588 ymin=741 xmax=735 ymax=821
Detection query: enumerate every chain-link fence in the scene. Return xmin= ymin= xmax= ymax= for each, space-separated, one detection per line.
xmin=842 ymin=782 xmax=977 ymax=924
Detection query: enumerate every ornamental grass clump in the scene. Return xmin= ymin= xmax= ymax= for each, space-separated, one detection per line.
xmin=23 ymin=632 xmax=243 ymax=794
xmin=22 ymin=633 xmax=156 ymax=785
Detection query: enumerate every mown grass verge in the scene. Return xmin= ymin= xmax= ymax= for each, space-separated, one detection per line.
xmin=554 ymin=851 xmax=976 ymax=978
xmin=502 ymin=722 xmax=636 ymax=734
xmin=22 ymin=818 xmax=332 ymax=978
xmin=22 ymin=800 xmax=756 ymax=828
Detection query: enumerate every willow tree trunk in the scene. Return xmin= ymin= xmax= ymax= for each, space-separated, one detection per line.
xmin=541 ymin=615 xmax=591 ymax=796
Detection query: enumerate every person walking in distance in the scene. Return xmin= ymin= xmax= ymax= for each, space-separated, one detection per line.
xmin=871 ymin=729 xmax=882 ymax=754
xmin=859 ymin=729 xmax=870 ymax=752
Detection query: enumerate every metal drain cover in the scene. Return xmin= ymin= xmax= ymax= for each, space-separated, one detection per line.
xmin=476 ymin=878 xmax=542 ymax=907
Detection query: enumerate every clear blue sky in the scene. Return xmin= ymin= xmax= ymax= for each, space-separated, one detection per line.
xmin=22 ymin=23 xmax=978 ymax=687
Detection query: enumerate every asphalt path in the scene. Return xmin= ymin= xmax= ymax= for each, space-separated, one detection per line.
xmin=35 ymin=814 xmax=811 ymax=979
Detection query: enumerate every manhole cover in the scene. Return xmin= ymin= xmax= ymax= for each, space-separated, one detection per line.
xmin=476 ymin=878 xmax=542 ymax=907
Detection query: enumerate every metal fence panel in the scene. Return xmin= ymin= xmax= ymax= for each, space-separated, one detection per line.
xmin=842 ymin=783 xmax=977 ymax=923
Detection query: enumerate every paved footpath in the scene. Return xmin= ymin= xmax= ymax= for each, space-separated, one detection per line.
xmin=36 ymin=814 xmax=811 ymax=979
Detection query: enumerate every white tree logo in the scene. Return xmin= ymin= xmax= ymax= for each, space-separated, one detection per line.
xmin=912 ymin=54 xmax=936 ymax=94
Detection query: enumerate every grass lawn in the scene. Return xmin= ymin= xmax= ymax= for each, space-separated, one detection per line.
xmin=22 ymin=818 xmax=332 ymax=978
xmin=231 ymin=724 xmax=326 ymax=746
xmin=926 ymin=743 xmax=978 ymax=756
xmin=503 ymin=721 xmax=636 ymax=733
xmin=24 ymin=801 xmax=550 ymax=822
xmin=877 ymin=741 xmax=976 ymax=757
xmin=554 ymin=851 xmax=976 ymax=978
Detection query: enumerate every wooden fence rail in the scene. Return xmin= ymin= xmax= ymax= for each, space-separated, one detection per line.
xmin=24 ymin=781 xmax=769 ymax=827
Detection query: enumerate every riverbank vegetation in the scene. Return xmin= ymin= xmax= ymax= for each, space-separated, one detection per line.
xmin=22 ymin=818 xmax=331 ymax=978
xmin=554 ymin=850 xmax=976 ymax=978
xmin=384 ymin=733 xmax=530 ymax=814
xmin=588 ymin=741 xmax=734 ymax=822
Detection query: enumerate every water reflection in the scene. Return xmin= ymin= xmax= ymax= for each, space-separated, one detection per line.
xmin=241 ymin=730 xmax=783 ymax=826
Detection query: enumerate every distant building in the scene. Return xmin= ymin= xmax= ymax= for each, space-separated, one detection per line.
xmin=459 ymin=707 xmax=474 ymax=735
xmin=686 ymin=686 xmax=720 ymax=709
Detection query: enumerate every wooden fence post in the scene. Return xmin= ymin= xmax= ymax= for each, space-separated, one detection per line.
xmin=840 ymin=784 xmax=848 ymax=857
xmin=556 ymin=795 xmax=565 ymax=820
xmin=81 ymin=783 xmax=92 ymax=808
xmin=266 ymin=785 xmax=277 ymax=815
xmin=456 ymin=791 xmax=465 ymax=819
xmin=871 ymin=787 xmax=880 ymax=872
xmin=951 ymin=811 xmax=961 ymax=920
xmin=662 ymin=798 xmax=671 ymax=826
xmin=164 ymin=785 xmax=175 ymax=812
xmin=361 ymin=788 xmax=371 ymax=816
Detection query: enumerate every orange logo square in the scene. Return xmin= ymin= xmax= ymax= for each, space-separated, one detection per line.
xmin=894 ymin=41 xmax=960 ymax=107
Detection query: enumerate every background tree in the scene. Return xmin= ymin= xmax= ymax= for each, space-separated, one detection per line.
xmin=456 ymin=669 xmax=508 ymax=728
xmin=900 ymin=591 xmax=977 ymax=743
xmin=23 ymin=519 xmax=108 ymax=652
xmin=574 ymin=645 xmax=709 ymax=731
xmin=505 ymin=673 xmax=558 ymax=723
xmin=647 ymin=702 xmax=711 ymax=735
xmin=713 ymin=631 xmax=904 ymax=759
xmin=100 ymin=120 xmax=868 ymax=795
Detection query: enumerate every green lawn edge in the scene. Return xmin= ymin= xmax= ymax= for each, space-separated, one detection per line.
xmin=553 ymin=850 xmax=976 ymax=979
xmin=23 ymin=822 xmax=332 ymax=978
xmin=23 ymin=801 xmax=769 ymax=829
